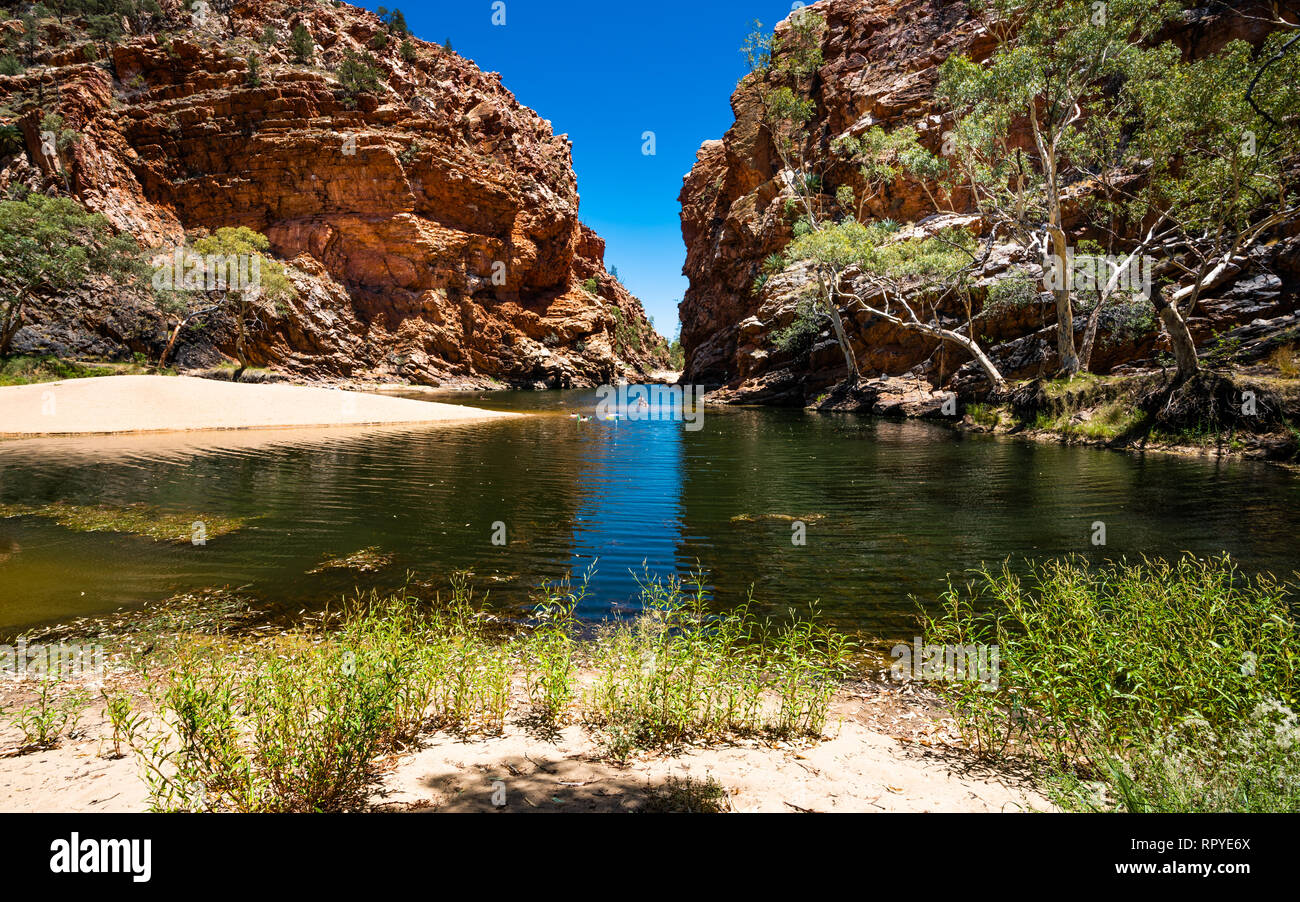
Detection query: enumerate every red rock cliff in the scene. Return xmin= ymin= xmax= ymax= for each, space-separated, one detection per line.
xmin=678 ymin=0 xmax=1297 ymax=405
xmin=1 ymin=0 xmax=668 ymax=386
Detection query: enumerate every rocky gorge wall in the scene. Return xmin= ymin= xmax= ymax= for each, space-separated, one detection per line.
xmin=678 ymin=0 xmax=1299 ymax=408
xmin=0 ymin=0 xmax=668 ymax=386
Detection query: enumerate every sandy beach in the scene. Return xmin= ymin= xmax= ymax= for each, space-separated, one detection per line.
xmin=0 ymin=375 xmax=516 ymax=436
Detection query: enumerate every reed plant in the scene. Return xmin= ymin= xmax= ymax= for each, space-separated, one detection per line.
xmin=8 ymin=677 xmax=87 ymax=750
xmin=922 ymin=553 xmax=1300 ymax=811
xmin=124 ymin=570 xmax=852 ymax=808
xmin=584 ymin=573 xmax=851 ymax=758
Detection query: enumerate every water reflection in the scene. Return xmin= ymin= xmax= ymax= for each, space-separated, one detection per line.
xmin=1 ymin=388 xmax=1297 ymax=638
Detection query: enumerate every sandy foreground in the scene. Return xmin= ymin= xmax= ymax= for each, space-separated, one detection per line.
xmin=0 ymin=375 xmax=516 ymax=436
xmin=0 ymin=681 xmax=1046 ymax=814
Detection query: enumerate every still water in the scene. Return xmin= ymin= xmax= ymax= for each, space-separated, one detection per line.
xmin=1 ymin=388 xmax=1297 ymax=638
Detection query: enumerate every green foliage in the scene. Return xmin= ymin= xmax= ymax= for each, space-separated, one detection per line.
xmin=0 ymin=123 xmax=24 ymax=156
xmin=89 ymin=567 xmax=851 ymax=810
xmin=377 ymin=6 xmax=408 ymax=35
xmin=1126 ymin=34 xmax=1300 ymax=243
xmin=771 ymin=7 xmax=823 ymax=80
xmin=190 ymin=227 xmax=294 ymax=304
xmin=0 ymin=194 xmax=144 ymax=355
xmin=8 ymin=678 xmax=88 ymax=751
xmin=290 ymin=23 xmax=314 ymax=63
xmin=739 ymin=19 xmax=771 ymax=77
xmin=581 ymin=276 xmax=600 ymax=295
xmin=521 ymin=578 xmax=582 ymax=722
xmin=103 ymin=689 xmax=144 ymax=758
xmin=832 ymin=126 xmax=948 ymax=213
xmin=768 ymin=297 xmax=825 ymax=357
xmin=245 ymin=52 xmax=262 ymax=88
xmin=0 ymin=354 xmax=118 ymax=385
xmin=337 ymin=49 xmax=383 ymax=108
xmin=0 ymin=54 xmax=23 ymax=75
xmin=984 ymin=271 xmax=1039 ymax=312
xmin=1053 ymin=705 xmax=1300 ymax=813
xmin=584 ymin=573 xmax=851 ymax=759
xmin=258 ymin=24 xmax=277 ymax=49
xmin=368 ymin=32 xmax=388 ymax=51
xmin=923 ymin=554 xmax=1300 ymax=768
xmin=668 ymin=337 xmax=685 ymax=370
xmin=399 ymin=38 xmax=416 ymax=63
xmin=609 ymin=305 xmax=644 ymax=355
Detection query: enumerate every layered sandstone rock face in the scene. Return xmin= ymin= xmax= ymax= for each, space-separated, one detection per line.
xmin=1 ymin=0 xmax=667 ymax=386
xmin=679 ymin=0 xmax=1298 ymax=405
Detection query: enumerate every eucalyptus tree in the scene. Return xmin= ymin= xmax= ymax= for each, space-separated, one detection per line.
xmin=938 ymin=0 xmax=1178 ymax=375
xmin=1119 ymin=34 xmax=1300 ymax=379
xmin=0 ymin=194 xmax=143 ymax=356
xmin=784 ymin=220 xmax=1008 ymax=389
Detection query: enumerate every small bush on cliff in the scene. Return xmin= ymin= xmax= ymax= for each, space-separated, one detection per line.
xmin=399 ymin=38 xmax=416 ymax=62
xmin=290 ymin=24 xmax=314 ymax=64
xmin=0 ymin=124 xmax=22 ymax=156
xmin=0 ymin=54 xmax=23 ymax=76
xmin=668 ymin=337 xmax=685 ymax=370
xmin=769 ymin=299 xmax=825 ymax=358
xmin=245 ymin=53 xmax=263 ymax=88
xmin=337 ymin=49 xmax=383 ymax=109
xmin=378 ymin=7 xmax=408 ymax=36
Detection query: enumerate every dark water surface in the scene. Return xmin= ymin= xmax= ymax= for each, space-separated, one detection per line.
xmin=1 ymin=387 xmax=1297 ymax=638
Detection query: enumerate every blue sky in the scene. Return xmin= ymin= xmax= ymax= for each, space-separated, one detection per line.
xmin=359 ymin=0 xmax=806 ymax=338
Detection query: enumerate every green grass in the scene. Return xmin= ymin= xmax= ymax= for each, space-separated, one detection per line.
xmin=923 ymin=554 xmax=1300 ymax=811
xmin=0 ymin=354 xmax=168 ymax=386
xmin=1051 ymin=706 xmax=1300 ymax=812
xmin=0 ymin=355 xmax=113 ymax=386
xmin=966 ymin=402 xmax=1001 ymax=428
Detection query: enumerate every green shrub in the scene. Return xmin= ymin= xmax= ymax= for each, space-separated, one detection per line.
xmin=1053 ymin=705 xmax=1300 ymax=812
xmin=120 ymin=570 xmax=850 ymax=809
xmin=769 ymin=299 xmax=825 ymax=356
xmin=337 ymin=49 xmax=383 ymax=108
xmin=290 ymin=24 xmax=314 ymax=64
xmin=984 ymin=272 xmax=1039 ymax=312
xmin=520 ymin=578 xmax=582 ymax=722
xmin=584 ymin=573 xmax=851 ymax=759
xmin=924 ymin=554 xmax=1300 ymax=766
xmin=8 ymin=678 xmax=88 ymax=751
xmin=0 ymin=194 xmax=146 ymax=356
xmin=245 ymin=53 xmax=262 ymax=88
